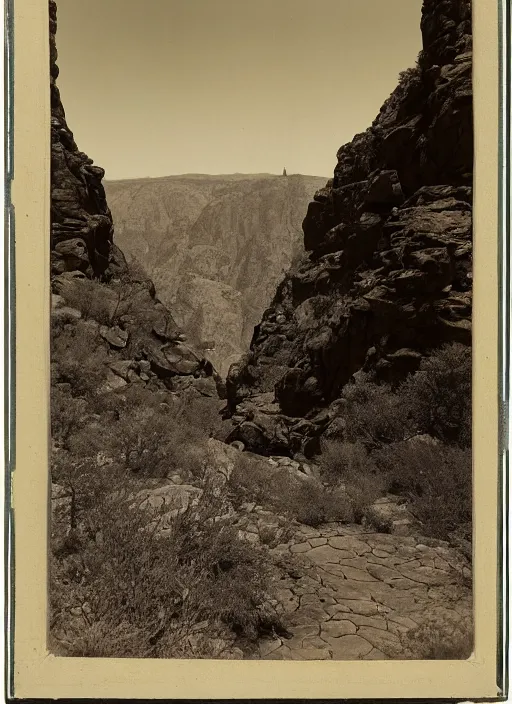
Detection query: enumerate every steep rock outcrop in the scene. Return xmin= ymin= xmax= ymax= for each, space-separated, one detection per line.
xmin=49 ymin=0 xmax=217 ymax=391
xmin=50 ymin=0 xmax=121 ymax=279
xmin=104 ymin=174 xmax=326 ymax=376
xmin=226 ymin=0 xmax=473 ymax=455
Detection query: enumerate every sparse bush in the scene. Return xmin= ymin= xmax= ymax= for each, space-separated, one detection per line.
xmin=318 ymin=440 xmax=386 ymax=523
xmin=52 ymin=321 xmax=108 ymax=398
xmin=287 ymin=481 xmax=354 ymax=527
xmin=185 ymin=395 xmax=225 ymax=439
xmin=126 ymin=255 xmax=155 ymax=294
xmin=286 ymin=481 xmax=330 ymax=527
xmin=340 ymin=381 xmax=406 ymax=446
xmin=51 ymin=386 xmax=87 ymax=448
xmin=61 ymin=274 xmax=150 ymax=327
xmin=399 ymin=343 xmax=472 ymax=447
xmin=258 ymin=526 xmax=278 ymax=546
xmin=61 ymin=278 xmax=114 ymax=325
xmin=319 ymin=439 xmax=377 ymax=480
xmin=400 ymin=613 xmax=473 ymax=660
xmin=228 ymin=455 xmax=274 ymax=509
xmin=104 ymin=399 xmax=213 ymax=478
xmin=228 ymin=455 xmax=349 ymax=527
xmin=375 ymin=440 xmax=472 ymax=540
xmin=50 ymin=475 xmax=282 ymax=658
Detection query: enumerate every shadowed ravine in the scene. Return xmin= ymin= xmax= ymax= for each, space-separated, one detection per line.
xmin=49 ymin=0 xmax=473 ymax=660
xmin=104 ymin=173 xmax=327 ymax=377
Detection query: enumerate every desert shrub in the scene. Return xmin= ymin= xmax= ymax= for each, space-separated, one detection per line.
xmin=258 ymin=526 xmax=278 ymax=546
xmin=343 ymin=475 xmax=384 ymax=524
xmin=61 ymin=278 xmax=114 ymax=325
xmin=397 ymin=67 xmax=419 ymax=87
xmin=51 ymin=321 xmax=108 ymax=398
xmin=228 ymin=455 xmax=274 ymax=509
xmin=319 ymin=439 xmax=377 ymax=480
xmin=53 ymin=375 xmax=221 ymax=482
xmin=112 ymin=409 xmax=176 ymax=475
xmin=340 ymin=381 xmax=407 ymax=446
xmin=88 ymin=381 xmax=164 ymax=417
xmin=375 ymin=440 xmax=472 ymax=540
xmin=318 ymin=440 xmax=386 ymax=523
xmin=284 ymin=481 xmax=329 ymax=527
xmin=107 ymin=278 xmax=148 ymax=325
xmin=286 ymin=481 xmax=353 ymax=527
xmin=185 ymin=395 xmax=225 ymax=438
xmin=399 ymin=343 xmax=472 ymax=447
xmin=51 ymin=386 xmax=88 ymax=448
xmin=228 ymin=454 xmax=355 ymax=527
xmin=105 ymin=399 xmax=213 ymax=478
xmin=51 ymin=453 xmax=113 ymax=541
xmin=400 ymin=613 xmax=473 ymax=660
xmin=61 ymin=274 xmax=150 ymax=328
xmin=50 ymin=477 xmax=281 ymax=658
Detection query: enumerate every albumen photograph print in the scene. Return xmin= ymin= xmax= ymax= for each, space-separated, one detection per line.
xmin=49 ymin=0 xmax=474 ymax=661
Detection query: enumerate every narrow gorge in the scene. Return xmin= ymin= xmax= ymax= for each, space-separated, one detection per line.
xmin=104 ymin=173 xmax=326 ymax=376
xmin=50 ymin=0 xmax=474 ymax=661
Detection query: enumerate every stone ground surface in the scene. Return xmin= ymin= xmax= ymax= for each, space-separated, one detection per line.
xmin=256 ymin=522 xmax=472 ymax=661
xmin=52 ymin=444 xmax=473 ymax=661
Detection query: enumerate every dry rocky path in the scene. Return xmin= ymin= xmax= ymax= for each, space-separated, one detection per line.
xmin=127 ymin=442 xmax=473 ymax=661
xmin=258 ymin=522 xmax=472 ymax=660
xmin=52 ymin=440 xmax=473 ymax=661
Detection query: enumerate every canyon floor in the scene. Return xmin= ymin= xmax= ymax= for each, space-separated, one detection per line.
xmin=50 ymin=281 xmax=472 ymax=661
xmin=153 ymin=444 xmax=472 ymax=661
xmin=259 ymin=525 xmax=471 ymax=660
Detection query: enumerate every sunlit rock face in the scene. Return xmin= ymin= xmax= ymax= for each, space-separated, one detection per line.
xmin=226 ymin=0 xmax=473 ymax=455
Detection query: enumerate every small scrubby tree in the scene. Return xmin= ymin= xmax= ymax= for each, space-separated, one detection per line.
xmin=399 ymin=343 xmax=472 ymax=447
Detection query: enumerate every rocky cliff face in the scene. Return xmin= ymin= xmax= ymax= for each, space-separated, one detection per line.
xmin=50 ymin=0 xmax=121 ymax=279
xmin=104 ymin=174 xmax=326 ymax=376
xmin=49 ymin=0 xmax=217 ymax=391
xmin=226 ymin=0 xmax=473 ymax=456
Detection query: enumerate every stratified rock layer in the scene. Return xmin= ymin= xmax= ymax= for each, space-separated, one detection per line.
xmin=226 ymin=0 xmax=473 ymax=455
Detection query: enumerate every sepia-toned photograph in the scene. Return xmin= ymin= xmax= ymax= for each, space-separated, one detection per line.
xmin=47 ymin=0 xmax=475 ymax=663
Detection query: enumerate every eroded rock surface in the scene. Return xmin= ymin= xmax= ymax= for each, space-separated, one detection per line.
xmin=105 ymin=174 xmax=326 ymax=376
xmin=50 ymin=0 xmax=218 ymax=388
xmin=50 ymin=0 xmax=121 ymax=279
xmin=226 ymin=0 xmax=473 ymax=455
xmin=261 ymin=523 xmax=472 ymax=660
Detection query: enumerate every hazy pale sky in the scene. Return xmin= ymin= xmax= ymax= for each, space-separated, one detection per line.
xmin=56 ymin=0 xmax=422 ymax=179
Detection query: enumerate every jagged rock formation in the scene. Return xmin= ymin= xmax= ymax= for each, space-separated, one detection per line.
xmin=49 ymin=0 xmax=217 ymax=390
xmin=50 ymin=0 xmax=120 ymax=279
xmin=226 ymin=0 xmax=473 ymax=456
xmin=104 ymin=174 xmax=326 ymax=376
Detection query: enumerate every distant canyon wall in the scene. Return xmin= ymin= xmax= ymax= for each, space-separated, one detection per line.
xmin=105 ymin=174 xmax=326 ymax=376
